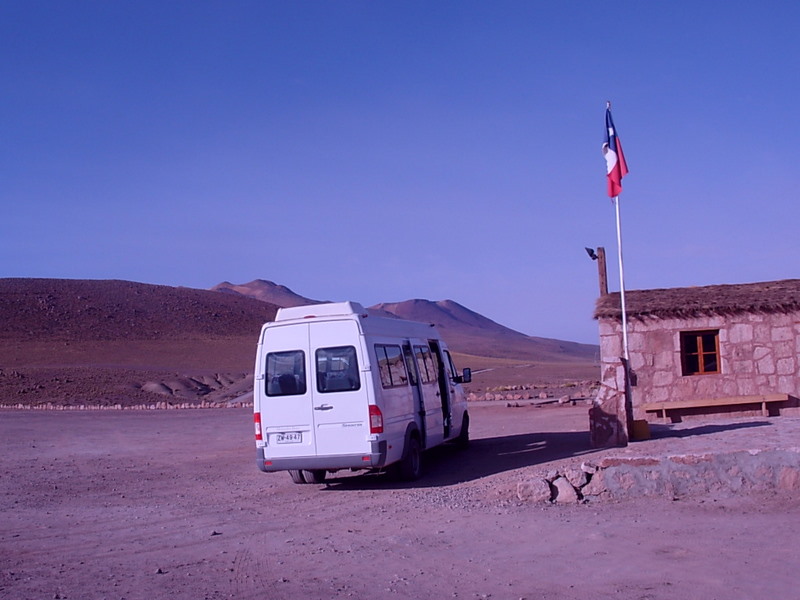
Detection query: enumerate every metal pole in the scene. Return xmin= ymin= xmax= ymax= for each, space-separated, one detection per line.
xmin=614 ymin=194 xmax=634 ymax=445
xmin=614 ymin=196 xmax=630 ymax=361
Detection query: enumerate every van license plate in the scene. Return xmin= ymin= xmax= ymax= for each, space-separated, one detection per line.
xmin=276 ymin=432 xmax=302 ymax=444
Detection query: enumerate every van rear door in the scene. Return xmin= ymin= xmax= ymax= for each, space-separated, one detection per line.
xmin=310 ymin=319 xmax=370 ymax=456
xmin=260 ymin=323 xmax=316 ymax=459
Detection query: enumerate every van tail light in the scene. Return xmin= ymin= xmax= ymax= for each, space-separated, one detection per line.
xmin=254 ymin=412 xmax=263 ymax=441
xmin=368 ymin=405 xmax=383 ymax=434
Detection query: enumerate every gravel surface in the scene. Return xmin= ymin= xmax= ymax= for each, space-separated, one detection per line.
xmin=2 ymin=404 xmax=798 ymax=600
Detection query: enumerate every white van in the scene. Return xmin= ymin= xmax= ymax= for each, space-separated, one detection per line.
xmin=253 ymin=301 xmax=471 ymax=483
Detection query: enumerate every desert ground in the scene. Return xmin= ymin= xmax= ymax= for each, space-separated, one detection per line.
xmin=3 ymin=403 xmax=799 ymax=600
xmin=2 ymin=279 xmax=797 ymax=599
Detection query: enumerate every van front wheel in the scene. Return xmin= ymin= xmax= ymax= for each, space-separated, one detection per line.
xmin=397 ymin=436 xmax=422 ymax=481
xmin=456 ymin=413 xmax=470 ymax=449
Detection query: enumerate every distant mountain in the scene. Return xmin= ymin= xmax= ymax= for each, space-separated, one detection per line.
xmin=212 ymin=281 xmax=597 ymax=363
xmin=0 ymin=278 xmax=596 ymax=407
xmin=373 ymin=299 xmax=597 ymax=362
xmin=211 ymin=280 xmax=321 ymax=308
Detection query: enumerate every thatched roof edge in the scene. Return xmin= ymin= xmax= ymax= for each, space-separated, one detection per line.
xmin=594 ymin=279 xmax=800 ymax=322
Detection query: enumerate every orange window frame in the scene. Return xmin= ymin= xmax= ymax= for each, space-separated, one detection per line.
xmin=680 ymin=330 xmax=720 ymax=376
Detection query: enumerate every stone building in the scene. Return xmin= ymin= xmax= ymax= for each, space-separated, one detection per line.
xmin=590 ymin=279 xmax=800 ymax=446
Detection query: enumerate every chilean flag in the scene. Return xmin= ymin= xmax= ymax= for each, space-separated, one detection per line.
xmin=602 ymin=107 xmax=628 ymax=197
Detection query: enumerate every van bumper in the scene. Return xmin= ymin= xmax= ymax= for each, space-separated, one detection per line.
xmin=256 ymin=440 xmax=388 ymax=473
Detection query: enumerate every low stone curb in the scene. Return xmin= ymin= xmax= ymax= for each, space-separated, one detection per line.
xmin=1 ymin=401 xmax=254 ymax=411
xmin=518 ymin=448 xmax=800 ymax=503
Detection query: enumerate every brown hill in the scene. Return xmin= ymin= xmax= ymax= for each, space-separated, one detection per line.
xmin=0 ymin=278 xmax=278 ymax=408
xmin=0 ymin=278 xmax=278 ymax=342
xmin=372 ymin=299 xmax=597 ymax=363
xmin=208 ymin=282 xmax=600 ymax=398
xmin=211 ymin=279 xmax=322 ymax=308
xmin=0 ymin=278 xmax=599 ymax=408
xmin=209 ymin=281 xmax=597 ymax=363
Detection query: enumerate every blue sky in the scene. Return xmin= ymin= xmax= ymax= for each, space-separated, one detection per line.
xmin=3 ymin=2 xmax=799 ymax=344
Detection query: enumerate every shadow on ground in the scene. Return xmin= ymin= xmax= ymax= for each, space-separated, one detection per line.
xmin=647 ymin=420 xmax=771 ymax=440
xmin=323 ymin=430 xmax=599 ymax=491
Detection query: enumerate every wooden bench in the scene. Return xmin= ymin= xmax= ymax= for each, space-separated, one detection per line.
xmin=642 ymin=393 xmax=791 ymax=423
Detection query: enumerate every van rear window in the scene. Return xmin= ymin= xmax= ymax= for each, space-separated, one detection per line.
xmin=316 ymin=346 xmax=360 ymax=393
xmin=375 ymin=344 xmax=409 ymax=388
xmin=265 ymin=350 xmax=307 ymax=396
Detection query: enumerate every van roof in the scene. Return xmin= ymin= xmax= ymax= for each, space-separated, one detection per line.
xmin=274 ymin=301 xmax=367 ymax=322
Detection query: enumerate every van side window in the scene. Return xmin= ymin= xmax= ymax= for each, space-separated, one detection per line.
xmin=375 ymin=344 xmax=409 ymax=388
xmin=414 ymin=345 xmax=438 ymax=383
xmin=402 ymin=345 xmax=418 ymax=386
xmin=265 ymin=350 xmax=306 ymax=396
xmin=316 ymin=346 xmax=360 ymax=393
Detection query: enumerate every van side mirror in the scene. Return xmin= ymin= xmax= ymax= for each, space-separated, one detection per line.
xmin=454 ymin=368 xmax=471 ymax=384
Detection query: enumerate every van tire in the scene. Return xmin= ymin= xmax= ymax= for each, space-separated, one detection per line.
xmin=397 ymin=435 xmax=422 ymax=481
xmin=302 ymin=469 xmax=327 ymax=484
xmin=288 ymin=470 xmax=306 ymax=484
xmin=456 ymin=413 xmax=470 ymax=448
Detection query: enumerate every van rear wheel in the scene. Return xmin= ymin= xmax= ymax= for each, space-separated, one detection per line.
xmin=302 ymin=469 xmax=327 ymax=484
xmin=288 ymin=469 xmax=306 ymax=484
xmin=396 ymin=436 xmax=422 ymax=481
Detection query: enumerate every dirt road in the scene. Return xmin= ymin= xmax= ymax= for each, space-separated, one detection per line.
xmin=2 ymin=405 xmax=797 ymax=600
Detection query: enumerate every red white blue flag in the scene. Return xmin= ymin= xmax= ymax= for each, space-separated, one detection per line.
xmin=602 ymin=107 xmax=628 ymax=197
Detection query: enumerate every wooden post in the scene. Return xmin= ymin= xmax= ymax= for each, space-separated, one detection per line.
xmin=596 ymin=246 xmax=608 ymax=296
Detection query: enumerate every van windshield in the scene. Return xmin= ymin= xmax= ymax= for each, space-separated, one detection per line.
xmin=266 ymin=350 xmax=307 ymax=396
xmin=316 ymin=346 xmax=360 ymax=393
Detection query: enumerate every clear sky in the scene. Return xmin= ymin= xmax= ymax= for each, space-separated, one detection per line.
xmin=3 ymin=2 xmax=799 ymax=344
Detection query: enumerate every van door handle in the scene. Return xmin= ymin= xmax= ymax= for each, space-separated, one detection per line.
xmin=314 ymin=404 xmax=333 ymax=411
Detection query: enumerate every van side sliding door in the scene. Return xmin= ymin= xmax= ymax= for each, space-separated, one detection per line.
xmin=428 ymin=339 xmax=452 ymax=439
xmin=408 ymin=342 xmax=445 ymax=447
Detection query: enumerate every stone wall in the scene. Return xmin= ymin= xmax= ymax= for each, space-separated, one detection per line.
xmin=517 ymin=449 xmax=800 ymax=503
xmin=598 ymin=311 xmax=800 ymax=420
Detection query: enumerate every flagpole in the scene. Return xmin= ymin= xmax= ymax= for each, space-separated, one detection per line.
xmin=613 ymin=195 xmax=630 ymax=363
xmin=600 ymin=101 xmax=633 ymax=446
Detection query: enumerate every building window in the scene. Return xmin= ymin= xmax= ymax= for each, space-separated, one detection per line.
xmin=680 ymin=330 xmax=720 ymax=375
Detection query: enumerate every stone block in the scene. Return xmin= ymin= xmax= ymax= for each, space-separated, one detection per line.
xmin=589 ymin=403 xmax=627 ymax=448
xmin=652 ymin=370 xmax=675 ymax=387
xmin=628 ymin=332 xmax=646 ymax=352
xmin=581 ymin=471 xmax=607 ymax=497
xmin=777 ymin=467 xmax=800 ymax=491
xmin=777 ymin=358 xmax=795 ymax=375
xmin=653 ymin=351 xmax=675 ymax=370
xmin=552 ymin=477 xmax=579 ymax=504
xmin=563 ymin=467 xmax=588 ymax=489
xmin=517 ymin=479 xmax=552 ymax=503
xmin=774 ymin=341 xmax=795 ymax=359
xmin=754 ymin=325 xmax=771 ymax=343
xmin=731 ymin=360 xmax=754 ymax=375
xmin=729 ymin=323 xmax=754 ymax=343
xmin=646 ymin=386 xmax=671 ymax=402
